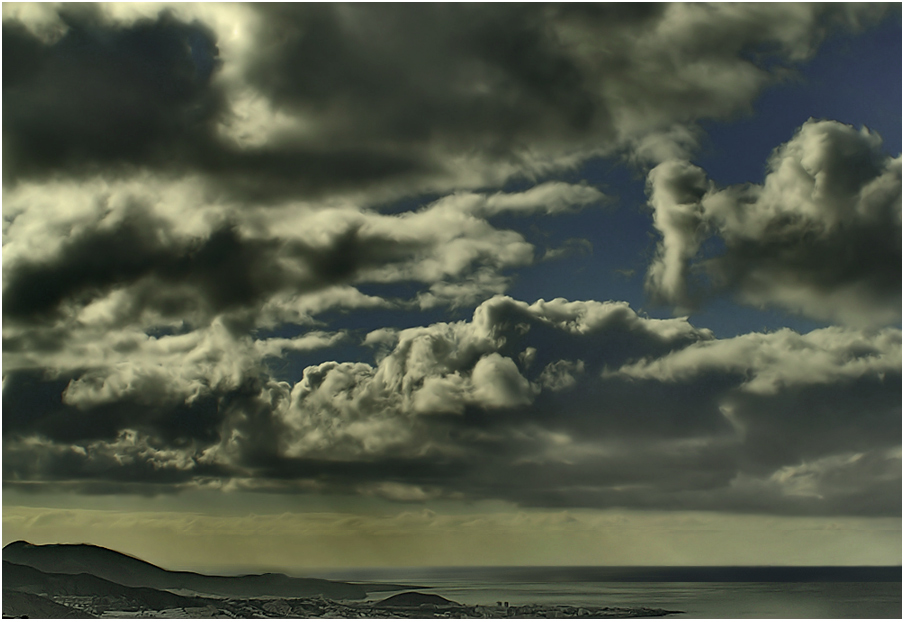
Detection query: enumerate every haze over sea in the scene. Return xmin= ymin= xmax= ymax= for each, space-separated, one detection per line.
xmin=315 ymin=566 xmax=902 ymax=619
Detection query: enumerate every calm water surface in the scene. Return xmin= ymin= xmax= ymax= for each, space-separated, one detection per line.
xmin=317 ymin=567 xmax=901 ymax=619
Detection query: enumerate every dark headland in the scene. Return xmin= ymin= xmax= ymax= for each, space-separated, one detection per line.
xmin=2 ymin=541 xmax=682 ymax=618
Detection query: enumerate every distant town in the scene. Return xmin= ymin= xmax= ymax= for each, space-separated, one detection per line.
xmin=13 ymin=592 xmax=681 ymax=619
xmin=3 ymin=542 xmax=680 ymax=619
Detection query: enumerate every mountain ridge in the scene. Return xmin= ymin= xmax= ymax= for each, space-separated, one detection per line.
xmin=2 ymin=540 xmax=372 ymax=599
xmin=3 ymin=560 xmax=211 ymax=609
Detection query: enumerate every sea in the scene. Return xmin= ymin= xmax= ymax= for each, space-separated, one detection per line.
xmin=315 ymin=566 xmax=902 ymax=619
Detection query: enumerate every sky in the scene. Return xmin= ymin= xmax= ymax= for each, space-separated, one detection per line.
xmin=2 ymin=3 xmax=902 ymax=572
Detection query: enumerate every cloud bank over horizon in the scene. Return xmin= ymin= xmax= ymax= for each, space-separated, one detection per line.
xmin=2 ymin=2 xmax=901 ymax=539
xmin=4 ymin=292 xmax=900 ymax=517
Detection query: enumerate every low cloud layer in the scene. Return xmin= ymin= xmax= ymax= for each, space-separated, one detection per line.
xmin=5 ymin=295 xmax=900 ymax=516
xmin=646 ymin=120 xmax=902 ymax=326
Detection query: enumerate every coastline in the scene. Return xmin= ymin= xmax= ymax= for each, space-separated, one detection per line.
xmin=9 ymin=591 xmax=683 ymax=619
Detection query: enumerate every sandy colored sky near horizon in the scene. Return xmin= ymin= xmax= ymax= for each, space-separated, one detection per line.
xmin=4 ymin=496 xmax=901 ymax=572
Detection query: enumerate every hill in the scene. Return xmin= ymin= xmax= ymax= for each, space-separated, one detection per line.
xmin=3 ymin=540 xmax=367 ymax=599
xmin=375 ymin=591 xmax=461 ymax=608
xmin=3 ymin=561 xmax=210 ymax=610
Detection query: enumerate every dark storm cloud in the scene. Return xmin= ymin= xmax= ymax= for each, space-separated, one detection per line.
xmin=243 ymin=4 xmax=606 ymax=144
xmin=197 ymin=146 xmax=431 ymax=203
xmin=4 ymin=3 xmax=888 ymax=198
xmin=2 ymin=368 xmax=236 ymax=446
xmin=2 ymin=180 xmax=597 ymax=337
xmin=496 ymin=448 xmax=902 ymax=517
xmin=236 ymin=1 xmax=885 ymax=190
xmin=1 ymin=364 xmax=268 ymax=493
xmin=240 ymin=2 xmax=883 ymax=157
xmin=4 ymin=295 xmax=900 ymax=515
xmin=3 ymin=8 xmax=223 ymax=182
xmin=2 ymin=428 xmax=238 ymax=493
xmin=2 ymin=7 xmax=429 ymax=200
xmin=608 ymin=354 xmax=902 ymax=475
xmin=268 ymin=298 xmax=899 ymax=515
xmin=2 ymin=206 xmax=423 ymax=327
xmin=645 ymin=120 xmax=902 ymax=326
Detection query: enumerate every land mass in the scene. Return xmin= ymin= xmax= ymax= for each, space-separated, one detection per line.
xmin=2 ymin=540 xmax=403 ymax=599
xmin=2 ymin=541 xmax=682 ymax=619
